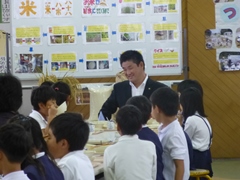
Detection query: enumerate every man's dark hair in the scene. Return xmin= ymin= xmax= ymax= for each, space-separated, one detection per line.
xmin=0 ymin=123 xmax=31 ymax=163
xmin=52 ymin=81 xmax=71 ymax=106
xmin=120 ymin=50 xmax=145 ymax=69
xmin=116 ymin=105 xmax=142 ymax=135
xmin=49 ymin=113 xmax=89 ymax=151
xmin=31 ymin=85 xmax=56 ymax=111
xmin=180 ymin=87 xmax=207 ymax=120
xmin=126 ymin=95 xmax=151 ymax=125
xmin=0 ymin=74 xmax=22 ymax=112
xmin=150 ymin=87 xmax=179 ymax=116
xmin=177 ymin=79 xmax=203 ymax=96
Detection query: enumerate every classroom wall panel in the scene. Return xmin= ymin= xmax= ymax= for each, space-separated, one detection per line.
xmin=187 ymin=0 xmax=240 ymax=158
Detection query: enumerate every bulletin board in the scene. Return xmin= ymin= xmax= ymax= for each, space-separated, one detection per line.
xmin=0 ymin=30 xmax=6 ymax=73
xmin=11 ymin=0 xmax=182 ymax=80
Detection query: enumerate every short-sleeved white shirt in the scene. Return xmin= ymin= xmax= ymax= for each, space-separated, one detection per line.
xmin=57 ymin=150 xmax=94 ymax=180
xmin=3 ymin=171 xmax=30 ymax=180
xmin=29 ymin=110 xmax=47 ymax=129
xmin=158 ymin=120 xmax=190 ymax=180
xmin=184 ymin=114 xmax=212 ymax=151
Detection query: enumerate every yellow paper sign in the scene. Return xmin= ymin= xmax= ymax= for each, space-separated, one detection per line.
xmin=153 ymin=52 xmax=178 ymax=59
xmin=123 ymin=0 xmax=142 ymax=2
xmin=87 ymin=25 xmax=109 ymax=32
xmin=52 ymin=26 xmax=75 ymax=35
xmin=86 ymin=53 xmax=109 ymax=60
xmin=153 ymin=24 xmax=177 ymax=31
xmin=119 ymin=24 xmax=142 ymax=32
xmin=153 ymin=0 xmax=177 ymax=4
xmin=153 ymin=59 xmax=178 ymax=64
xmin=52 ymin=53 xmax=76 ymax=62
xmin=16 ymin=27 xmax=41 ymax=38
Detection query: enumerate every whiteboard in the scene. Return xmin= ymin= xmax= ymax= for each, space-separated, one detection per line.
xmin=11 ymin=0 xmax=182 ymax=80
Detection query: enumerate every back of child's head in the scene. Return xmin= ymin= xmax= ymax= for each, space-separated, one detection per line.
xmin=177 ymin=79 xmax=203 ymax=96
xmin=52 ymin=81 xmax=71 ymax=106
xmin=126 ymin=95 xmax=151 ymax=125
xmin=116 ymin=105 xmax=142 ymax=135
xmin=49 ymin=113 xmax=89 ymax=151
xmin=0 ymin=74 xmax=22 ymax=112
xmin=31 ymin=85 xmax=56 ymax=111
xmin=40 ymin=81 xmax=54 ymax=87
xmin=180 ymin=87 xmax=207 ymax=119
xmin=0 ymin=123 xmax=31 ymax=163
xmin=150 ymin=87 xmax=179 ymax=116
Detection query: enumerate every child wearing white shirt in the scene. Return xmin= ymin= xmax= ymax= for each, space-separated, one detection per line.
xmin=104 ymin=105 xmax=157 ymax=180
xmin=46 ymin=113 xmax=94 ymax=180
xmin=150 ymin=87 xmax=190 ymax=180
xmin=0 ymin=124 xmax=31 ymax=180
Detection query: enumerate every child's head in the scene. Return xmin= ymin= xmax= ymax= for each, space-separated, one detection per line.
xmin=150 ymin=87 xmax=179 ymax=121
xmin=126 ymin=95 xmax=151 ymax=125
xmin=180 ymin=87 xmax=207 ymax=120
xmin=0 ymin=123 xmax=31 ymax=174
xmin=40 ymin=81 xmax=54 ymax=87
xmin=52 ymin=81 xmax=71 ymax=106
xmin=31 ymin=85 xmax=57 ymax=118
xmin=177 ymin=79 xmax=203 ymax=96
xmin=0 ymin=74 xmax=22 ymax=113
xmin=116 ymin=105 xmax=142 ymax=135
xmin=47 ymin=113 xmax=89 ymax=159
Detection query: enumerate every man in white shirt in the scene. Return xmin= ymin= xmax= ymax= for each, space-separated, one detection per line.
xmin=104 ymin=105 xmax=157 ymax=180
xmin=99 ymin=50 xmax=166 ymax=120
xmin=151 ymin=87 xmax=190 ymax=180
xmin=0 ymin=124 xmax=31 ymax=180
xmin=46 ymin=113 xmax=94 ymax=180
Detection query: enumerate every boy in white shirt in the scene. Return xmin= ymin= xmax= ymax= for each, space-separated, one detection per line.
xmin=150 ymin=87 xmax=190 ymax=180
xmin=0 ymin=124 xmax=31 ymax=180
xmin=104 ymin=105 xmax=157 ymax=180
xmin=46 ymin=113 xmax=94 ymax=180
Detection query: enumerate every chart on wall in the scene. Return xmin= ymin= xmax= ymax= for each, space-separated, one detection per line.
xmin=213 ymin=0 xmax=240 ymax=71
xmin=11 ymin=0 xmax=182 ymax=79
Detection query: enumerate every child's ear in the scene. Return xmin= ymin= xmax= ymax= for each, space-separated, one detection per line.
xmin=60 ymin=139 xmax=69 ymax=150
xmin=38 ymin=102 xmax=46 ymax=110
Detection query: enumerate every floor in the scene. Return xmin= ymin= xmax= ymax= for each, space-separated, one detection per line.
xmin=212 ymin=159 xmax=240 ymax=180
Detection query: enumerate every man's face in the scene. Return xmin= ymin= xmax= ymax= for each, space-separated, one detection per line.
xmin=121 ymin=60 xmax=144 ymax=84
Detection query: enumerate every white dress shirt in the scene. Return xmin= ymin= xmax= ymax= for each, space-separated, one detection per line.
xmin=57 ymin=150 xmax=94 ymax=180
xmin=130 ymin=75 xmax=148 ymax=96
xmin=184 ymin=114 xmax=212 ymax=151
xmin=29 ymin=110 xmax=47 ymax=129
xmin=104 ymin=135 xmax=157 ymax=180
xmin=2 ymin=171 xmax=29 ymax=180
xmin=158 ymin=120 xmax=190 ymax=180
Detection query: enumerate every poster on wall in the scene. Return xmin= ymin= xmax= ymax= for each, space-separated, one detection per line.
xmin=84 ymin=52 xmax=112 ymax=72
xmin=44 ymin=0 xmax=73 ymax=17
xmin=14 ymin=53 xmax=43 ymax=73
xmin=151 ymin=0 xmax=179 ymax=14
xmin=151 ymin=48 xmax=180 ymax=69
xmin=117 ymin=23 xmax=145 ymax=43
xmin=214 ymin=0 xmax=234 ymax=3
xmin=218 ymin=51 xmax=240 ymax=71
xmin=118 ymin=0 xmax=144 ymax=16
xmin=205 ymin=28 xmax=232 ymax=49
xmin=1 ymin=0 xmax=10 ymax=22
xmin=14 ymin=26 xmax=42 ymax=46
xmin=82 ymin=24 xmax=110 ymax=44
xmin=82 ymin=0 xmax=110 ymax=16
xmin=152 ymin=23 xmax=179 ymax=42
xmin=14 ymin=0 xmax=42 ymax=19
xmin=48 ymin=26 xmax=76 ymax=45
xmin=50 ymin=52 xmax=77 ymax=72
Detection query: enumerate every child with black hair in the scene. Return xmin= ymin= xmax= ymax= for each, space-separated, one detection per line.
xmin=46 ymin=113 xmax=94 ymax=180
xmin=104 ymin=105 xmax=157 ymax=180
xmin=180 ymin=88 xmax=213 ymax=177
xmin=126 ymin=95 xmax=164 ymax=180
xmin=29 ymin=85 xmax=58 ymax=135
xmin=8 ymin=114 xmax=64 ymax=180
xmin=150 ymin=87 xmax=189 ymax=180
xmin=40 ymin=81 xmax=54 ymax=87
xmin=52 ymin=81 xmax=71 ymax=115
xmin=0 ymin=74 xmax=22 ymax=127
xmin=0 ymin=123 xmax=31 ymax=180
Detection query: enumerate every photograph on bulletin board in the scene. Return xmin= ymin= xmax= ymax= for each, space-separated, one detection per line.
xmin=118 ymin=0 xmax=145 ymax=16
xmin=218 ymin=51 xmax=240 ymax=71
xmin=14 ymin=53 xmax=43 ymax=73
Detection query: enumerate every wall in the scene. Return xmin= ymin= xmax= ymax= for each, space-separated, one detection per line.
xmin=187 ymin=0 xmax=240 ymax=158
